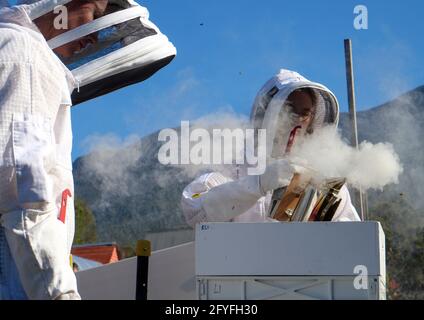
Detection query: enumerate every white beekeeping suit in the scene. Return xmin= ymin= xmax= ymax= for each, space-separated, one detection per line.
xmin=0 ymin=0 xmax=175 ymax=300
xmin=0 ymin=2 xmax=79 ymax=300
xmin=181 ymin=69 xmax=361 ymax=227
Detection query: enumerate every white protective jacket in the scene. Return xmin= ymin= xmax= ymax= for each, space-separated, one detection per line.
xmin=0 ymin=5 xmax=79 ymax=299
xmin=181 ymin=70 xmax=361 ymax=227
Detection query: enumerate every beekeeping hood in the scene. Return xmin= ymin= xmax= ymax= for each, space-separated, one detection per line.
xmin=18 ymin=0 xmax=176 ymax=105
xmin=250 ymin=69 xmax=340 ymax=160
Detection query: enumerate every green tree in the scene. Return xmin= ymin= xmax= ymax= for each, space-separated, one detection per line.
xmin=74 ymin=198 xmax=97 ymax=245
xmin=369 ymin=198 xmax=424 ymax=300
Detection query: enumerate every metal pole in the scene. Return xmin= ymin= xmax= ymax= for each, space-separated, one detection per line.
xmin=344 ymin=39 xmax=367 ymax=221
xmin=135 ymin=240 xmax=151 ymax=300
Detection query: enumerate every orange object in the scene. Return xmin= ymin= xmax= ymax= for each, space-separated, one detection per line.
xmin=72 ymin=243 xmax=120 ymax=265
xmin=58 ymin=189 xmax=72 ymax=223
xmin=285 ymin=125 xmax=302 ymax=154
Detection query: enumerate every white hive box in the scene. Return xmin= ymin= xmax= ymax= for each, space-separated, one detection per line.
xmin=195 ymin=222 xmax=386 ymax=300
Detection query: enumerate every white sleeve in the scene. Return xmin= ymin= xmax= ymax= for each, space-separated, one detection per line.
xmin=181 ymin=172 xmax=263 ymax=228
xmin=181 ymin=173 xmax=232 ymax=227
xmin=332 ymin=185 xmax=361 ymax=222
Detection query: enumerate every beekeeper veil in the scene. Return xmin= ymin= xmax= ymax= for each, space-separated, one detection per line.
xmin=250 ymin=69 xmax=339 ymax=161
xmin=18 ymin=0 xmax=176 ymax=105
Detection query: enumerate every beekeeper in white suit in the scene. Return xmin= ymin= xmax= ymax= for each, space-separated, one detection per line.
xmin=181 ymin=69 xmax=361 ymax=227
xmin=0 ymin=0 xmax=175 ymax=300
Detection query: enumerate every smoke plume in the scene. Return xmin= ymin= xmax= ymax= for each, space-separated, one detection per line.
xmin=289 ymin=126 xmax=403 ymax=191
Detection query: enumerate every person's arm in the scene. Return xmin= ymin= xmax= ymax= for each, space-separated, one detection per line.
xmin=181 ymin=160 xmax=296 ymax=227
xmin=181 ymin=172 xmax=234 ymax=227
xmin=181 ymin=173 xmax=263 ymax=227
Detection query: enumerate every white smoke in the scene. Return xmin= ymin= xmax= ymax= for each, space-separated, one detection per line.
xmin=78 ymin=111 xmax=251 ymax=207
xmin=176 ymin=111 xmax=251 ymax=178
xmin=158 ymin=107 xmax=249 ymax=179
xmin=289 ymin=126 xmax=403 ymax=191
xmin=80 ymin=134 xmax=143 ymax=210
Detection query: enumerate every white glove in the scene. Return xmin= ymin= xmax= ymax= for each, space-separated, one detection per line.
xmin=259 ymin=159 xmax=295 ymax=194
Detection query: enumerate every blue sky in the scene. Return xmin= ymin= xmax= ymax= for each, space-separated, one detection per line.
xmin=12 ymin=0 xmax=424 ymax=159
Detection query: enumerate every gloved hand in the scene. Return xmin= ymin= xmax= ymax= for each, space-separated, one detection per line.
xmin=259 ymin=159 xmax=296 ymax=195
